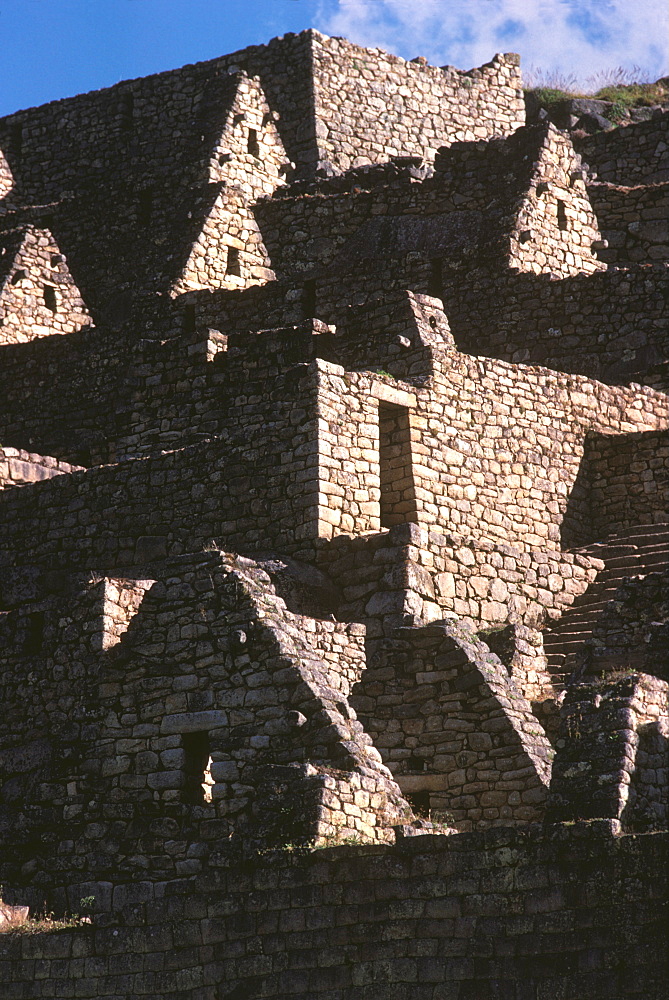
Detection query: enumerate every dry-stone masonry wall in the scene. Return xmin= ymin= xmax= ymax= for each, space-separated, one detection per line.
xmin=350 ymin=620 xmax=553 ymax=830
xmin=0 ymin=825 xmax=666 ymax=1000
xmin=0 ymin=26 xmax=667 ymax=1000
xmin=575 ymin=114 xmax=669 ymax=186
xmin=310 ymin=35 xmax=525 ymax=171
xmin=548 ymin=673 xmax=668 ymax=831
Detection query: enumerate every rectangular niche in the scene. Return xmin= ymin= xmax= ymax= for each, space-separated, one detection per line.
xmin=182 ymin=731 xmax=214 ymax=804
xmin=378 ymin=400 xmax=418 ymax=528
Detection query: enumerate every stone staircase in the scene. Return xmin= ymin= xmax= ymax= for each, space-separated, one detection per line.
xmin=544 ymin=522 xmax=669 ymax=687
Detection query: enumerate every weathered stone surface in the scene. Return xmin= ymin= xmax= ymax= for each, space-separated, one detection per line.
xmin=0 ymin=25 xmax=666 ymax=1000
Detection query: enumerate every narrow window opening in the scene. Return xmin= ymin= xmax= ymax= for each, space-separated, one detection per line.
xmin=183 ymin=303 xmax=196 ymax=334
xmin=10 ymin=123 xmax=22 ymax=162
xmin=302 ymin=278 xmax=316 ymax=319
xmin=226 ymin=245 xmax=241 ymax=277
xmin=120 ymin=93 xmax=134 ymax=133
xmin=379 ymin=401 xmax=418 ymax=528
xmin=247 ymin=128 xmax=260 ymax=157
xmin=50 ymin=254 xmax=63 ymax=268
xmin=406 ymin=755 xmax=427 ymax=772
xmin=43 ymin=285 xmax=57 ymax=313
xmin=427 ymin=257 xmax=443 ymax=299
xmin=406 ymin=789 xmax=431 ymax=816
xmin=182 ymin=731 xmax=213 ymax=804
xmin=207 ymin=330 xmax=228 ymax=361
xmin=10 ymin=269 xmax=27 ymax=285
xmin=138 ymin=189 xmax=153 ymax=227
xmin=23 ymin=612 xmax=44 ymax=656
xmin=556 ymin=200 xmax=568 ymax=231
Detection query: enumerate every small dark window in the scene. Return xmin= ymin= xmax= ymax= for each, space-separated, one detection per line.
xmin=406 ymin=755 xmax=427 ymax=772
xmin=183 ymin=303 xmax=196 ymax=333
xmin=43 ymin=285 xmax=57 ymax=313
xmin=10 ymin=122 xmax=22 ymax=162
xmin=247 ymin=128 xmax=260 ymax=157
xmin=406 ymin=789 xmax=431 ymax=816
xmin=226 ymin=246 xmax=241 ymax=276
xmin=138 ymin=189 xmax=153 ymax=227
xmin=50 ymin=254 xmax=63 ymax=267
xmin=10 ymin=269 xmax=27 ymax=285
xmin=302 ymin=278 xmax=316 ymax=319
xmin=182 ymin=731 xmax=212 ymax=804
xmin=428 ymin=257 xmax=443 ymax=299
xmin=556 ymin=200 xmax=568 ymax=231
xmin=120 ymin=93 xmax=134 ymax=132
xmin=23 ymin=612 xmax=44 ymax=655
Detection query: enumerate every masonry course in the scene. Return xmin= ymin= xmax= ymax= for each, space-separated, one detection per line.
xmin=0 ymin=29 xmax=667 ymax=999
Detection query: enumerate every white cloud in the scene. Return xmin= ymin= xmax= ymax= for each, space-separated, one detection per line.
xmin=315 ymin=0 xmax=669 ymax=88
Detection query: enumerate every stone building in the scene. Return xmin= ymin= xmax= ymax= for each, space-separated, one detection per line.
xmin=0 ymin=30 xmax=667 ymax=999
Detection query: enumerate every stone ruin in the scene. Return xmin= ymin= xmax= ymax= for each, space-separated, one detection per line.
xmin=0 ymin=29 xmax=667 ymax=999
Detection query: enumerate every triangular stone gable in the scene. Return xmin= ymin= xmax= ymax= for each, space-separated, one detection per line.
xmin=94 ymin=552 xmax=410 ymax=841
xmin=0 ymin=226 xmax=91 ymax=343
xmin=352 ymin=620 xmax=553 ymax=828
xmin=206 ymin=72 xmax=291 ymax=193
xmin=172 ymin=185 xmax=275 ymax=294
xmin=0 ymin=147 xmax=14 ymax=201
xmin=172 ymin=73 xmax=289 ymax=296
xmin=509 ymin=124 xmax=605 ymax=277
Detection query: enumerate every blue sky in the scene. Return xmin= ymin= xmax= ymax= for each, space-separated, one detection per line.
xmin=1 ymin=0 xmax=667 ymax=117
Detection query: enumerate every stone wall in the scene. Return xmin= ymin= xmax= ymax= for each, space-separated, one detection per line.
xmin=0 ymin=345 xmax=664 ymax=585
xmin=587 ymin=181 xmax=669 ymax=265
xmin=575 ymin=114 xmax=669 ymax=186
xmin=438 ymin=263 xmax=669 ymax=389
xmin=0 ymin=30 xmax=522 ymax=203
xmin=0 ymin=824 xmax=665 ymax=1000
xmin=0 ymin=321 xmax=139 ymax=466
xmin=0 ymin=438 xmax=311 ymax=575
xmin=587 ymin=572 xmax=669 ymax=679
xmin=310 ymin=34 xmax=524 ymax=172
xmin=256 ymin=124 xmax=602 ymax=281
xmin=582 ymin=429 xmax=669 ymax=542
xmin=0 ymin=28 xmax=667 ymax=1000
xmin=350 ymin=620 xmax=553 ymax=830
xmin=548 ymin=673 xmax=668 ymax=832
xmin=0 ymin=552 xmax=410 ymax=897
xmin=506 ymin=125 xmax=604 ymax=277
xmin=315 ymin=351 xmax=667 ymax=551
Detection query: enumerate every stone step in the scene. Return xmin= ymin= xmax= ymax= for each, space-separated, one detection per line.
xmin=544 ymin=638 xmax=588 ymax=654
xmin=634 ymin=541 xmax=669 ymax=554
xmin=545 ymin=616 xmax=599 ymax=638
xmin=601 ymin=554 xmax=642 ymax=569
xmin=642 ymin=551 xmax=669 ymax=567
xmin=580 ymin=542 xmax=637 ymax=554
xmin=546 ymin=653 xmax=566 ymax=665
xmin=545 ymin=526 xmax=669 ymax=687
xmin=562 ymin=596 xmax=619 ymax=615
xmin=617 ymin=521 xmax=669 ymax=535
